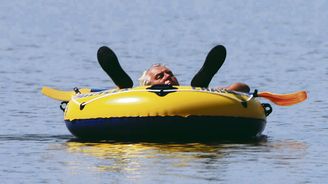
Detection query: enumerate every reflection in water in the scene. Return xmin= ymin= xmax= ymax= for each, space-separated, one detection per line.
xmin=65 ymin=141 xmax=226 ymax=173
xmin=62 ymin=136 xmax=308 ymax=182
xmin=0 ymin=134 xmax=309 ymax=183
xmin=63 ymin=137 xmax=269 ymax=175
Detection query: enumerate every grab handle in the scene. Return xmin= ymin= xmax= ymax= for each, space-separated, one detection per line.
xmin=261 ymin=103 xmax=273 ymax=116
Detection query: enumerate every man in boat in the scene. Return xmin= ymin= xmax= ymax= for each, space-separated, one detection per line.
xmin=97 ymin=45 xmax=250 ymax=92
xmin=138 ymin=63 xmax=250 ymax=93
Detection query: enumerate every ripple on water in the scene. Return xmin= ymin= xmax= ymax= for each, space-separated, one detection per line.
xmin=0 ymin=134 xmax=74 ymax=142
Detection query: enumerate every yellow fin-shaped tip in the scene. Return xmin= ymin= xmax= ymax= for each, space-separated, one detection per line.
xmin=41 ymin=87 xmax=91 ymax=101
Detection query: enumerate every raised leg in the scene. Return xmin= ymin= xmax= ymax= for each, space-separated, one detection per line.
xmin=191 ymin=45 xmax=226 ymax=88
xmin=97 ymin=46 xmax=133 ymax=88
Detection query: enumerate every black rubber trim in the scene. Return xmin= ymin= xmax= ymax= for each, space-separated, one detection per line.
xmin=65 ymin=116 xmax=266 ymax=141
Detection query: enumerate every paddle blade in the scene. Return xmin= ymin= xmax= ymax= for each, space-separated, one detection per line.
xmin=258 ymin=91 xmax=307 ymax=106
xmin=41 ymin=87 xmax=92 ymax=101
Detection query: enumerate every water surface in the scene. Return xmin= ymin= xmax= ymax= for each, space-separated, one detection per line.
xmin=1 ymin=1 xmax=327 ymax=183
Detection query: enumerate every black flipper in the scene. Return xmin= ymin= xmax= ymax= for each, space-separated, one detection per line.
xmin=191 ymin=45 xmax=226 ymax=88
xmin=97 ymin=46 xmax=133 ymax=88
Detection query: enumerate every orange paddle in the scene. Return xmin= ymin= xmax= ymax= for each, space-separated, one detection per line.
xmin=256 ymin=90 xmax=307 ymax=106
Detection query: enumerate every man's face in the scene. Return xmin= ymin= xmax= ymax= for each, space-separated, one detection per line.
xmin=147 ymin=66 xmax=179 ymax=85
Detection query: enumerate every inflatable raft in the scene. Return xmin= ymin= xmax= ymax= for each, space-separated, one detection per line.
xmin=59 ymin=85 xmax=272 ymax=140
xmin=42 ymin=45 xmax=307 ymax=140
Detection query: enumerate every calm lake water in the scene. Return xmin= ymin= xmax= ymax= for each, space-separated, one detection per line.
xmin=1 ymin=0 xmax=328 ymax=183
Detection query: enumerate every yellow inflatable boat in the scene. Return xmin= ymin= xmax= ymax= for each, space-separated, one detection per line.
xmin=41 ymin=44 xmax=308 ymax=141
xmin=57 ymin=85 xmax=272 ymax=140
